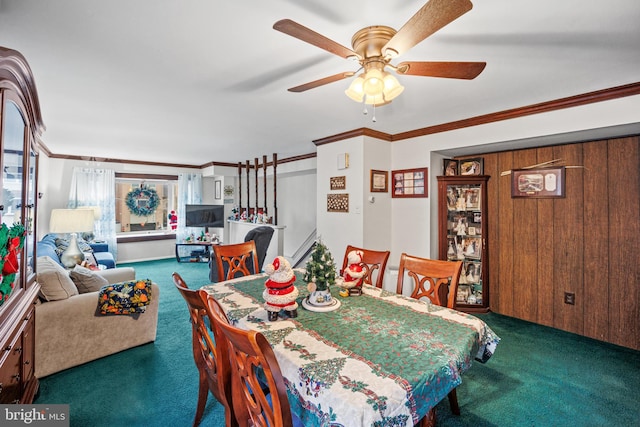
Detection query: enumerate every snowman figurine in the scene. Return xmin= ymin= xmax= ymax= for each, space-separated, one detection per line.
xmin=263 ymin=256 xmax=299 ymax=321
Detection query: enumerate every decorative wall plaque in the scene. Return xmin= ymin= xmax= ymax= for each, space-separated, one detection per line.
xmin=327 ymin=194 xmax=349 ymax=212
xmin=330 ymin=176 xmax=346 ymax=190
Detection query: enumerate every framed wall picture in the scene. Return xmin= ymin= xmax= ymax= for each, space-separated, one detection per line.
xmin=460 ymin=158 xmax=484 ymax=175
xmin=443 ymin=159 xmax=459 ymax=176
xmin=327 ymin=193 xmax=349 ymax=212
xmin=511 ymin=166 xmax=566 ymax=198
xmin=392 ymin=167 xmax=428 ymax=198
xmin=370 ymin=170 xmax=388 ymax=193
xmin=330 ymin=176 xmax=346 ymax=191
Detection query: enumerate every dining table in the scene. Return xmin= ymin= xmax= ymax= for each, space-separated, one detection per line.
xmin=201 ymin=269 xmax=499 ymax=427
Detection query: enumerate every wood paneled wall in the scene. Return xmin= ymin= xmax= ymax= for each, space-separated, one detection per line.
xmin=476 ymin=136 xmax=639 ymax=350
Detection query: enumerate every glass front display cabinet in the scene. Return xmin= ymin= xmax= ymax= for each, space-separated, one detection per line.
xmin=437 ymin=175 xmax=490 ymax=313
xmin=0 ymin=47 xmax=43 ymax=404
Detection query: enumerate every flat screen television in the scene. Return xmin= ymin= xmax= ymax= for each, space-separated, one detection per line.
xmin=184 ymin=204 xmax=225 ymax=229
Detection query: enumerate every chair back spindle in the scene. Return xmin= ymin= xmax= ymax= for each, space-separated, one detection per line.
xmin=396 ymin=254 xmax=463 ymax=309
xmin=212 ymin=241 xmax=260 ymax=282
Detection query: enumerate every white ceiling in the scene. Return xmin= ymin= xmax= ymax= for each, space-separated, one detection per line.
xmin=1 ymin=0 xmax=639 ymax=166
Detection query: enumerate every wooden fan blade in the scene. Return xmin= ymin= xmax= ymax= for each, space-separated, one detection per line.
xmin=288 ymin=72 xmax=355 ymax=92
xmin=383 ymin=0 xmax=473 ymax=57
xmin=396 ymin=61 xmax=486 ymax=79
xmin=274 ymin=19 xmax=357 ymax=59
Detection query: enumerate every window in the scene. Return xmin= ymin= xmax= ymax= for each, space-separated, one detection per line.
xmin=115 ymin=174 xmax=178 ymax=235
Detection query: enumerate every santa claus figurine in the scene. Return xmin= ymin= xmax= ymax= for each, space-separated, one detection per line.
xmin=337 ymin=250 xmax=366 ymax=297
xmin=168 ymin=210 xmax=178 ymax=231
xmin=263 ymin=256 xmax=299 ymax=321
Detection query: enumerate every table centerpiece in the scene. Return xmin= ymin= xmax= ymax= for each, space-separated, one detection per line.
xmin=301 ymin=240 xmax=340 ymax=312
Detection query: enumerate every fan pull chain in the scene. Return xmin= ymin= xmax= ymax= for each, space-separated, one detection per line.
xmin=372 ymin=102 xmax=377 ymax=123
xmin=362 ymin=99 xmax=368 ymax=116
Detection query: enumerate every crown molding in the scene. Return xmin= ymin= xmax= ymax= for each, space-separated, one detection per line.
xmin=313 ymin=82 xmax=640 ymax=145
xmin=393 ymin=81 xmax=640 ymax=141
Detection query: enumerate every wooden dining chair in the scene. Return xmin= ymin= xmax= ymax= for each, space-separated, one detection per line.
xmin=202 ymin=290 xmax=303 ymax=427
xmin=340 ymin=245 xmax=391 ymax=289
xmin=212 ymin=241 xmax=260 ymax=282
xmin=396 ymin=253 xmax=464 ymax=423
xmin=172 ymin=273 xmax=236 ymax=427
xmin=396 ymin=253 xmax=463 ymax=309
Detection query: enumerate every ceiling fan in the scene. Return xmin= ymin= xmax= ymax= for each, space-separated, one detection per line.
xmin=273 ymin=0 xmax=486 ymax=108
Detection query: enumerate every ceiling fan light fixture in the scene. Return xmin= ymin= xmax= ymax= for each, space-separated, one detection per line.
xmin=345 ymin=74 xmax=365 ymax=102
xmin=362 ymin=68 xmax=385 ymax=97
xmin=382 ymin=73 xmax=404 ymax=101
xmin=364 ymin=95 xmax=391 ymax=106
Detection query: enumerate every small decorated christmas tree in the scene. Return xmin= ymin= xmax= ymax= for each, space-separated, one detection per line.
xmin=303 ymin=240 xmax=337 ymax=292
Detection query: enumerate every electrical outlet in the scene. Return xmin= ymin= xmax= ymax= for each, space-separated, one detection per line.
xmin=564 ymin=292 xmax=575 ymax=305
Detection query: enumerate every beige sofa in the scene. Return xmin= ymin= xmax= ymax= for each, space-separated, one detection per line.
xmin=35 ymin=266 xmax=160 ymax=378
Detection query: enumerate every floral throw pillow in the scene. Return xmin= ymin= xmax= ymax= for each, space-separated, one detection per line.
xmin=97 ymin=279 xmax=152 ymax=315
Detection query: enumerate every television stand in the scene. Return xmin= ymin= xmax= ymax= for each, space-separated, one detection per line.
xmin=175 ymin=242 xmax=215 ymax=263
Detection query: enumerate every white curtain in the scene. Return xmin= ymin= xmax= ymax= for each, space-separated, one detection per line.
xmin=177 ymin=173 xmax=203 ymax=242
xmin=67 ymin=167 xmax=117 ymax=260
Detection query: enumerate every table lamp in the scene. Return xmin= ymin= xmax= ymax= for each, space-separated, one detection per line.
xmin=49 ymin=208 xmax=95 ymax=268
xmin=77 ymin=206 xmax=102 ymax=242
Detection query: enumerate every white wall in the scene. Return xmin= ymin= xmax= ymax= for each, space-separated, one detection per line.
xmin=362 ymin=138 xmax=392 ymax=252
xmin=39 ymin=158 xmax=207 ymax=263
xmin=273 ymin=169 xmax=317 ymax=257
xmin=316 ymin=138 xmax=364 ymax=263
xmin=38 ymin=156 xmax=316 ymax=264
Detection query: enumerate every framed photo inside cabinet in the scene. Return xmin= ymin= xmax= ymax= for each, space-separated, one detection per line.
xmin=443 ymin=159 xmax=459 ymax=176
xmin=511 ymin=167 xmax=565 ymax=198
xmin=462 ymin=236 xmax=482 ymax=259
xmin=464 ymin=187 xmax=481 ymax=210
xmin=392 ymin=167 xmax=428 ymax=198
xmin=461 ymin=261 xmax=482 ymax=285
xmin=459 ymin=158 xmax=483 ymax=175
xmin=457 ymin=284 xmax=471 ymax=304
xmin=370 ymin=170 xmax=388 ymax=193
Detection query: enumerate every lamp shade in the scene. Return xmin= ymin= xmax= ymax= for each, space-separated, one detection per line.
xmin=345 ymin=74 xmax=365 ymax=102
xmin=78 ymin=206 xmax=102 ymax=220
xmin=362 ymin=68 xmax=385 ymax=96
xmin=49 ymin=209 xmax=95 ymax=234
xmin=382 ymin=73 xmax=404 ymax=101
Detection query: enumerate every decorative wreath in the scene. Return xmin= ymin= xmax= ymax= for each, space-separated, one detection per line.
xmin=126 ymin=186 xmax=160 ymax=217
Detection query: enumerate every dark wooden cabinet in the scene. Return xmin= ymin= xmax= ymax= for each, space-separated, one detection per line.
xmin=0 ymin=46 xmax=43 ymax=404
xmin=437 ymin=175 xmax=490 ymax=313
xmin=0 ymin=304 xmax=38 ymax=403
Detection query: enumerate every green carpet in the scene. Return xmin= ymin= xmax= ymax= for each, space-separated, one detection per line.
xmin=35 ymin=259 xmax=640 ymax=426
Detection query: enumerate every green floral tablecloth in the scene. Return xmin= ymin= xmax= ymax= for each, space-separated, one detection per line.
xmin=202 ymin=270 xmax=499 ymax=427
